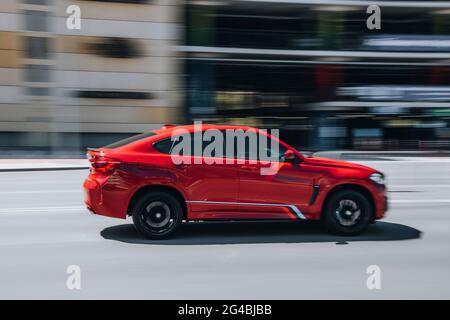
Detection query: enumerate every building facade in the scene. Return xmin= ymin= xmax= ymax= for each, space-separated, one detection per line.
xmin=182 ymin=0 xmax=450 ymax=151
xmin=2 ymin=0 xmax=450 ymax=154
xmin=0 ymin=0 xmax=183 ymax=154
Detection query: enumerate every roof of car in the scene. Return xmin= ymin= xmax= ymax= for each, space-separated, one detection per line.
xmin=153 ymin=124 xmax=255 ymax=136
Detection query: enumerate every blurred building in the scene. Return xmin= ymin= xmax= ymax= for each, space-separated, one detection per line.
xmin=0 ymin=0 xmax=183 ymax=154
xmin=182 ymin=0 xmax=450 ymax=150
xmin=1 ymin=0 xmax=450 ymax=154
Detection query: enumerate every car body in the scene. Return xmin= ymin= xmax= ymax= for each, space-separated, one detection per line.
xmin=84 ymin=124 xmax=387 ymax=238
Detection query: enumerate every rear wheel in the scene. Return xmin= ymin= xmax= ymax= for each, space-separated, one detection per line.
xmin=323 ymin=189 xmax=372 ymax=236
xmin=132 ymin=192 xmax=183 ymax=239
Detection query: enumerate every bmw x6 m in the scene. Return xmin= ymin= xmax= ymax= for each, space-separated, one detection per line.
xmin=83 ymin=124 xmax=387 ymax=239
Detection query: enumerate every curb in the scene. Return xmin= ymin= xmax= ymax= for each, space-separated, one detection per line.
xmin=313 ymin=151 xmax=450 ymax=160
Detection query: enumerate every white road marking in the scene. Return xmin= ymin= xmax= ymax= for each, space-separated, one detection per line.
xmin=1 ymin=184 xmax=450 ymax=196
xmin=0 ymin=190 xmax=81 ymax=195
xmin=391 ymin=200 xmax=450 ymax=203
xmin=358 ymin=159 xmax=450 ymax=163
xmin=389 ymin=185 xmax=450 ymax=188
xmin=0 ymin=206 xmax=86 ymax=215
xmin=1 ymin=199 xmax=450 ymax=218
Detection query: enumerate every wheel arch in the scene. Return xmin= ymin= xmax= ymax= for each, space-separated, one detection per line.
xmin=321 ymin=183 xmax=375 ymax=221
xmin=127 ymin=185 xmax=188 ymax=219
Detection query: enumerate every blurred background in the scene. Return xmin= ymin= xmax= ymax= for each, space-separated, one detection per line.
xmin=1 ymin=0 xmax=450 ymax=156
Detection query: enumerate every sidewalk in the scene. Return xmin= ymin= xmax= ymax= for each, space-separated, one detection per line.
xmin=312 ymin=150 xmax=450 ymax=161
xmin=0 ymin=159 xmax=89 ymax=172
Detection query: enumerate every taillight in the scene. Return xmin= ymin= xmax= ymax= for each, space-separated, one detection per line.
xmin=88 ymin=156 xmax=121 ymax=174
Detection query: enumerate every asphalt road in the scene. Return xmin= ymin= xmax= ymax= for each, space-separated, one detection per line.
xmin=0 ymin=159 xmax=449 ymax=299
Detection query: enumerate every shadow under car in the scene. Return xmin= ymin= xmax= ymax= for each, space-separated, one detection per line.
xmin=100 ymin=220 xmax=421 ymax=245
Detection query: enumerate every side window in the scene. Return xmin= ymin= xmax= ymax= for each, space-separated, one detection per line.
xmin=226 ymin=131 xmax=257 ymax=160
xmin=152 ymin=138 xmax=174 ymax=154
xmin=152 ymin=132 xmax=287 ymax=161
xmin=153 ymin=134 xmax=198 ymax=156
xmin=189 ymin=131 xmax=224 ymax=158
xmin=265 ymin=137 xmax=287 ymax=162
xmin=201 ymin=130 xmax=225 ymax=158
xmin=221 ymin=130 xmax=234 ymax=159
xmin=245 ymin=138 xmax=259 ymax=161
xmin=191 ymin=133 xmax=203 ymax=157
xmin=235 ymin=134 xmax=287 ymax=162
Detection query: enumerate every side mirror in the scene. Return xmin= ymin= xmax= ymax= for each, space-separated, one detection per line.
xmin=283 ymin=149 xmax=301 ymax=164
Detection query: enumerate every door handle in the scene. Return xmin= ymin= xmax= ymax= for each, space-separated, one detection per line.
xmin=174 ymin=163 xmax=187 ymax=169
xmin=240 ymin=165 xmax=259 ymax=172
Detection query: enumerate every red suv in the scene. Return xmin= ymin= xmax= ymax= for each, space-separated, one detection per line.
xmin=84 ymin=124 xmax=387 ymax=239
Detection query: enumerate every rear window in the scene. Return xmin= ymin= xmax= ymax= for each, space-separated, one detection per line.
xmin=103 ymin=132 xmax=156 ymax=149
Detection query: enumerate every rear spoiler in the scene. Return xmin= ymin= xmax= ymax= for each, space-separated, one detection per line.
xmin=161 ymin=124 xmax=176 ymax=130
xmin=86 ymin=148 xmax=104 ymax=159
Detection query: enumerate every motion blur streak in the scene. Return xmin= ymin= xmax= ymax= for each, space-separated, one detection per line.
xmin=0 ymin=0 xmax=450 ymax=300
xmin=0 ymin=1 xmax=449 ymax=154
xmin=0 ymin=158 xmax=449 ymax=299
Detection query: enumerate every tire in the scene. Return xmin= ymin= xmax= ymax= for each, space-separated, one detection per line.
xmin=323 ymin=189 xmax=372 ymax=236
xmin=132 ymin=191 xmax=183 ymax=239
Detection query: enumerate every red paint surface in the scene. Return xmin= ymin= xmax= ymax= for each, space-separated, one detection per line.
xmin=83 ymin=125 xmax=387 ymax=221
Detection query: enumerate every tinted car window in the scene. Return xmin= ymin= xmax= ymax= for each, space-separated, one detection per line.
xmin=153 ymin=137 xmax=175 ymax=154
xmin=154 ymin=133 xmax=219 ymax=157
xmin=265 ymin=138 xmax=287 ymax=162
xmin=103 ymin=132 xmax=156 ymax=149
xmin=152 ymin=132 xmax=286 ymax=160
xmin=236 ymin=134 xmax=286 ymax=161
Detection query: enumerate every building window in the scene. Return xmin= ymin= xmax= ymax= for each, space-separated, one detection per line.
xmin=88 ymin=0 xmax=149 ymax=3
xmin=87 ymin=38 xmax=142 ymax=58
xmin=26 ymin=87 xmax=51 ymax=96
xmin=24 ymin=65 xmax=51 ymax=82
xmin=23 ymin=0 xmax=49 ymax=5
xmin=23 ymin=10 xmax=49 ymax=32
xmin=24 ymin=37 xmax=51 ymax=59
xmin=73 ymin=91 xmax=152 ymax=99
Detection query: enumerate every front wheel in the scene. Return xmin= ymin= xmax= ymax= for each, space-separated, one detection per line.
xmin=132 ymin=192 xmax=183 ymax=239
xmin=323 ymin=189 xmax=372 ymax=236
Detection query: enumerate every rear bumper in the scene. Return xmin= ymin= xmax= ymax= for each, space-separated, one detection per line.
xmin=83 ymin=177 xmax=102 ymax=214
xmin=83 ymin=175 xmax=127 ymax=219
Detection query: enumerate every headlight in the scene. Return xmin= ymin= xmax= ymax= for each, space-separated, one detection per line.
xmin=369 ymin=173 xmax=385 ymax=185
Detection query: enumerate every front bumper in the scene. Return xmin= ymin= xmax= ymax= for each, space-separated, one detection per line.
xmin=374 ymin=184 xmax=388 ymax=219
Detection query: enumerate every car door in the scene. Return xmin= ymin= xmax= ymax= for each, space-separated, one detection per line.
xmin=237 ymin=132 xmax=314 ymax=220
xmin=164 ymin=131 xmax=240 ymax=219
